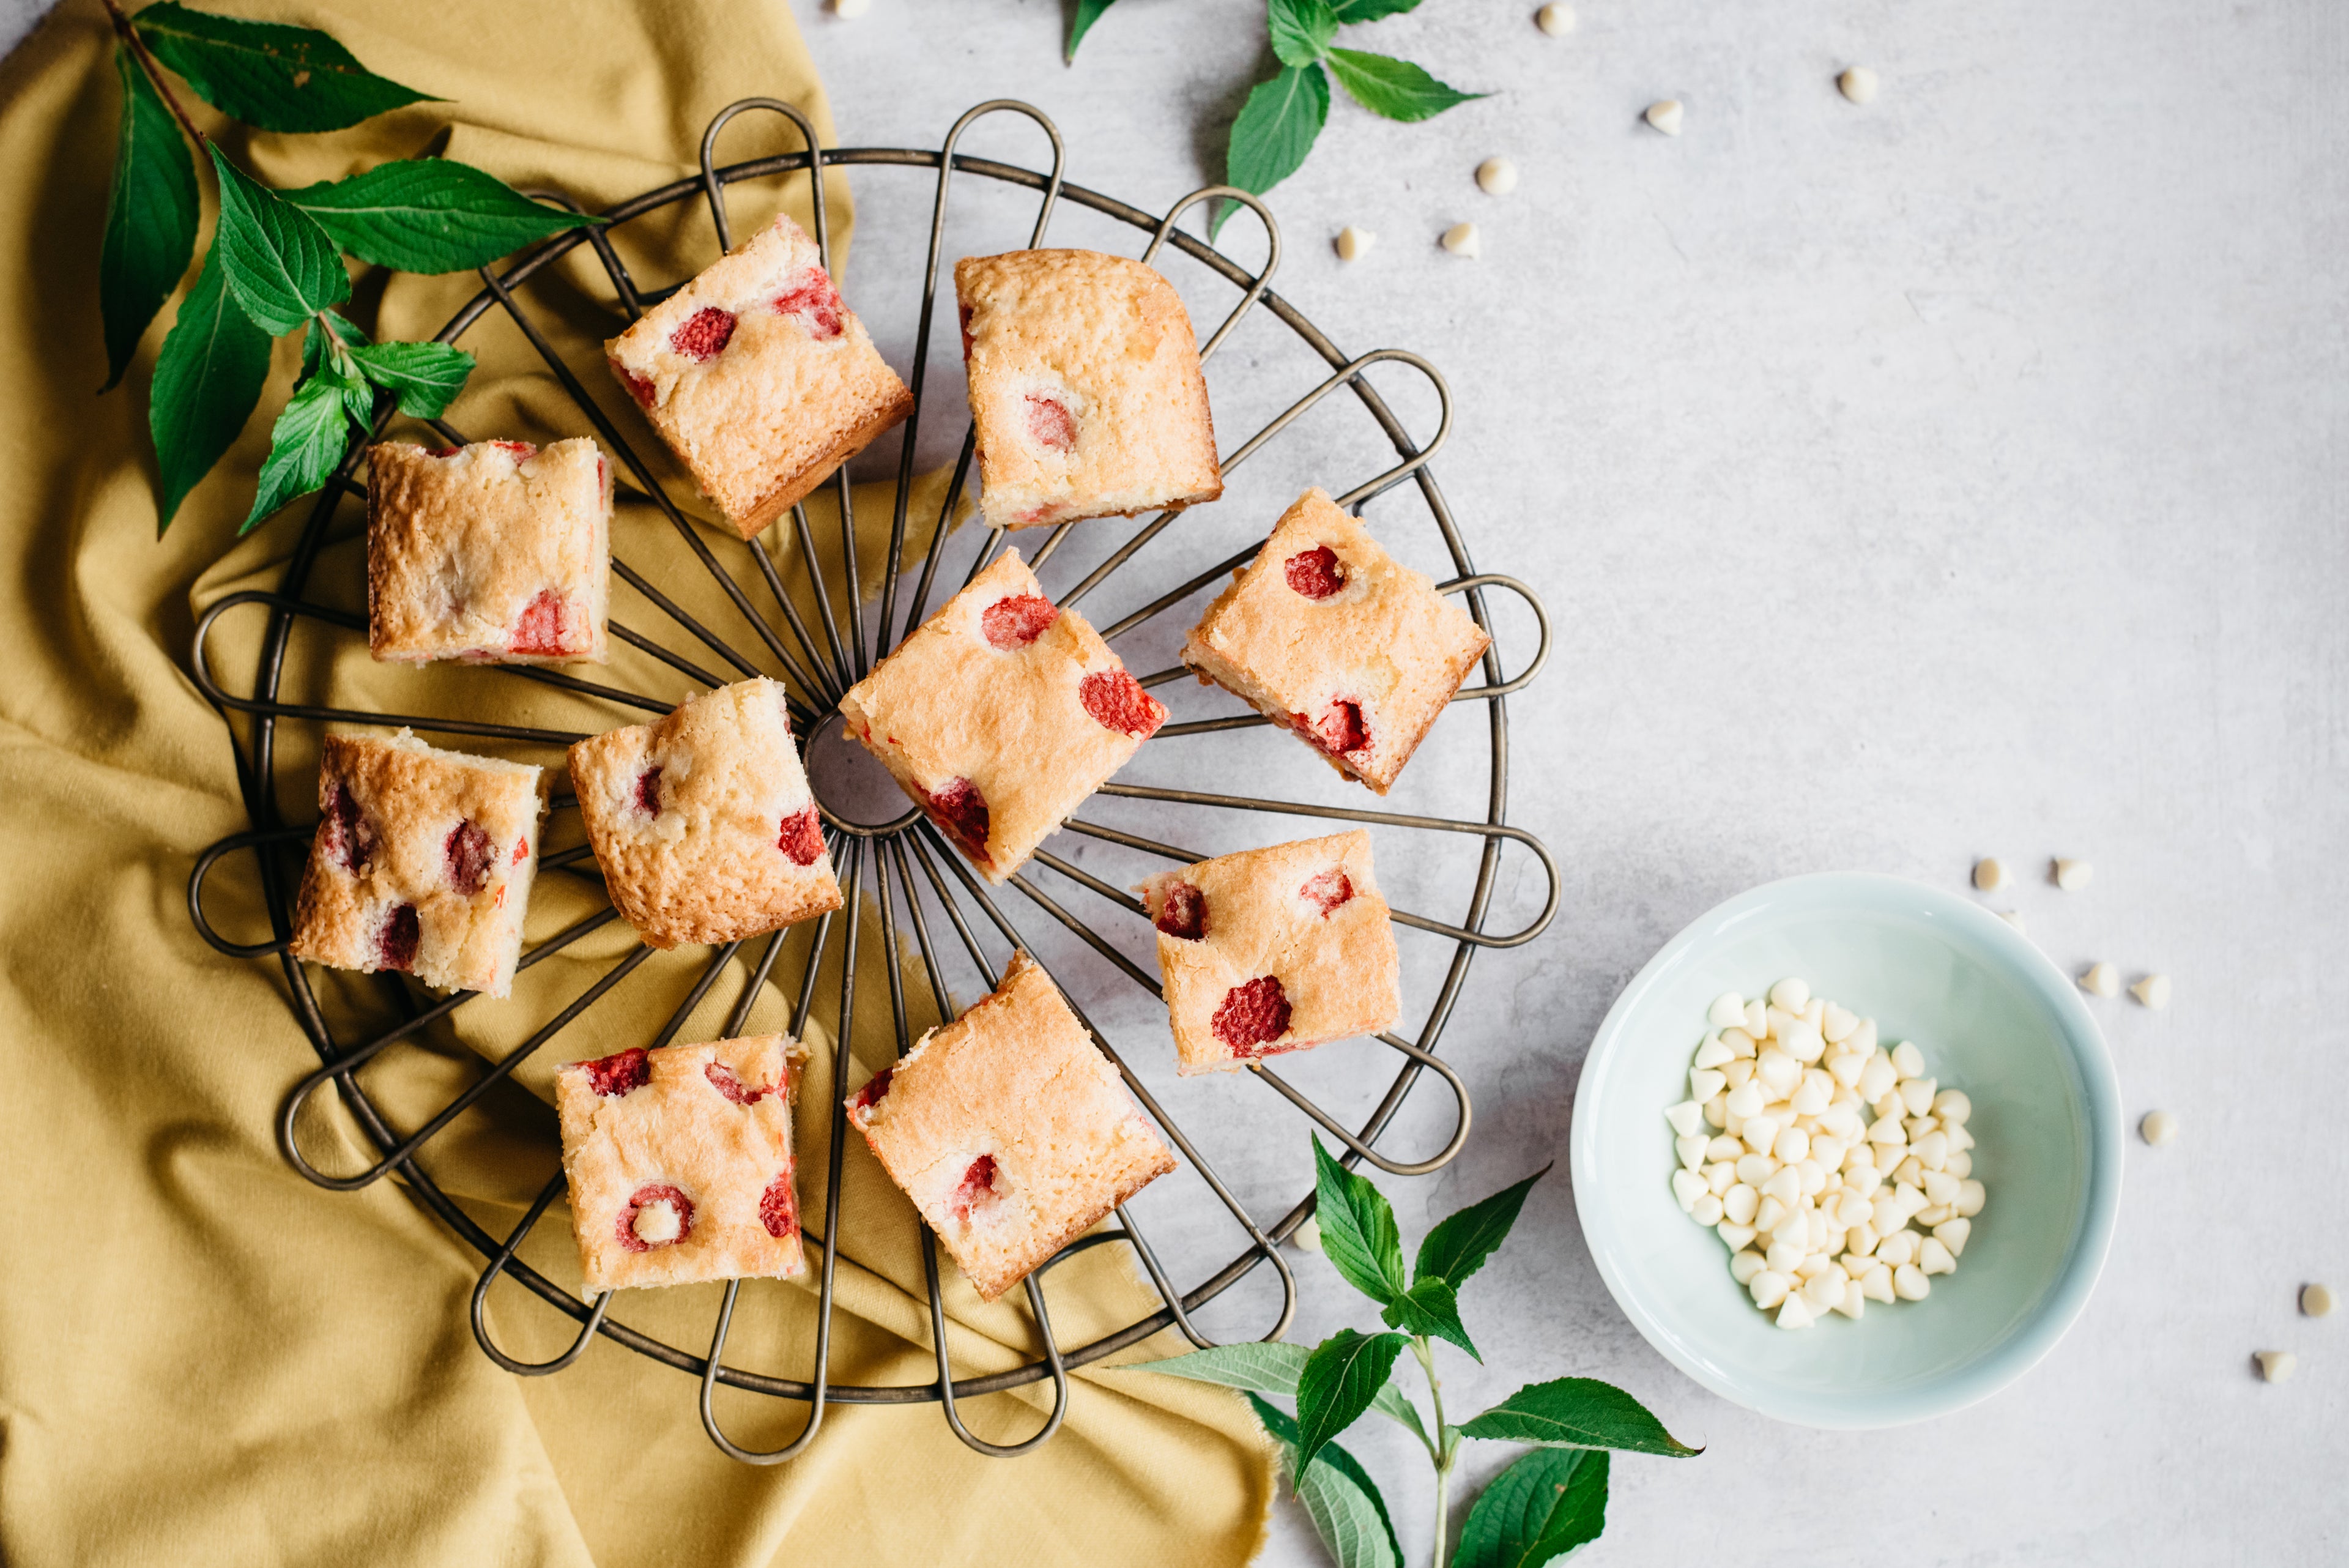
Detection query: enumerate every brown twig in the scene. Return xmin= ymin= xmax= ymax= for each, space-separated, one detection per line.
xmin=100 ymin=0 xmax=209 ymax=152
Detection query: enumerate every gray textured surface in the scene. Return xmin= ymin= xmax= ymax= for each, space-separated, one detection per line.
xmin=799 ymin=2 xmax=2347 ymax=1563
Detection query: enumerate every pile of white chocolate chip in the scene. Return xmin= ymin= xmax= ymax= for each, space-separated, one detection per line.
xmin=1666 ymin=978 xmax=1986 ymax=1329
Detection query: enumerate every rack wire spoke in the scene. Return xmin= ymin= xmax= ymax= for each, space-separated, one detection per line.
xmin=471 ymin=1170 xmax=615 ymax=1375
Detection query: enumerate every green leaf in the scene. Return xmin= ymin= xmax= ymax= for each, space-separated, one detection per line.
xmin=1066 ymin=0 xmax=1118 ymax=60
xmin=1296 ymin=1329 xmax=1407 ymax=1475
xmin=1458 ymin=1378 xmax=1701 ymax=1458
xmin=241 ymin=371 xmax=357 ymax=534
xmin=1249 ymin=1394 xmax=1402 ymax=1568
xmin=281 ymin=158 xmax=602 ymax=273
xmin=1325 ymin=48 xmax=1486 ymax=123
xmin=132 ymin=1 xmax=437 ymax=133
xmin=1328 ymin=0 xmax=1423 ymax=18
xmin=1416 ymin=1164 xmax=1549 ymax=1291
xmin=206 ymin=145 xmax=349 ymax=334
xmin=100 ymin=47 xmax=199 ymax=391
xmin=1380 ymin=1277 xmax=1478 ymax=1361
xmin=299 ymin=310 xmax=368 ymax=378
xmin=348 ymin=340 xmax=473 ymax=418
xmin=1453 ymin=1448 xmax=1609 ymax=1568
xmin=1267 ymin=0 xmax=1338 ymax=68
xmin=149 ymin=245 xmax=270 ymax=533
xmin=1215 ymin=62 xmax=1329 ymax=237
xmin=1311 ymin=1137 xmax=1406 ymax=1306
xmin=1123 ymin=1340 xmax=1428 ymax=1442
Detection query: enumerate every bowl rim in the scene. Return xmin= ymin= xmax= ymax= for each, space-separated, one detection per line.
xmin=1568 ymin=869 xmax=2124 ymax=1429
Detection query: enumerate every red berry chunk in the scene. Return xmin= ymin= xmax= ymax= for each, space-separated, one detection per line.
xmin=949 ymin=1153 xmax=1000 ymax=1225
xmin=705 ymin=1061 xmax=769 ymax=1105
xmin=779 ymin=804 xmax=824 ymax=866
xmin=957 ymin=302 xmax=974 ymax=360
xmin=1025 ymin=393 xmax=1077 ymax=451
xmin=510 ymin=589 xmax=570 ymax=656
xmin=927 ymin=778 xmax=990 ymax=860
xmin=611 ymin=360 xmax=656 ymax=409
xmin=773 ymin=270 xmax=845 ymax=339
xmin=634 ymin=767 xmax=663 ymax=817
xmin=581 ymin=1046 xmax=651 ymax=1098
xmin=445 ymin=820 xmax=494 ymax=896
xmin=1293 ymin=699 xmax=1370 ymax=757
xmin=378 ymin=903 xmax=421 ymax=973
xmin=851 ymin=1065 xmax=894 ymax=1114
xmin=512 ymin=836 xmax=530 ymax=866
xmin=759 ymin=1168 xmax=799 ymax=1239
xmin=1155 ymin=882 xmax=1208 ymax=940
xmin=490 ymin=440 xmax=537 ymax=461
xmin=669 ymin=306 xmax=737 ymax=362
xmin=1285 ymin=545 xmax=1346 ymax=600
xmin=617 ymin=1183 xmax=693 ymax=1253
xmin=1080 ymin=669 xmax=1167 ymax=739
xmin=981 ymin=593 xmax=1058 ymax=649
xmin=324 ymin=781 xmax=373 ymax=873
xmin=1211 ymin=975 xmax=1292 ymax=1055
xmin=1301 ymin=869 xmax=1354 ymax=916
xmin=428 ymin=445 xmax=465 ymax=458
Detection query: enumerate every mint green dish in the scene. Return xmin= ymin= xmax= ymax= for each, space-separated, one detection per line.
xmin=1569 ymin=872 xmax=2122 ymax=1429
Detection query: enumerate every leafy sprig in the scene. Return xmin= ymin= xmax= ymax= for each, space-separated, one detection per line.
xmin=94 ymin=0 xmax=604 ymax=538
xmin=1129 ymin=1140 xmax=1699 ymax=1568
xmin=1069 ymin=0 xmax=1485 ymax=237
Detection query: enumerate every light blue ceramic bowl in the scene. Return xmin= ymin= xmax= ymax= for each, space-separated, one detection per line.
xmin=1570 ymin=872 xmax=2123 ymax=1429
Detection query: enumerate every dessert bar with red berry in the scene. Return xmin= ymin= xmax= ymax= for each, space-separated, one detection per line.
xmin=570 ymin=677 xmax=841 ymax=948
xmin=839 ymin=549 xmax=1165 ymax=883
xmin=605 ymin=212 xmax=914 ymax=540
xmin=557 ymin=1033 xmax=806 ymax=1293
xmin=367 ymin=437 xmax=612 ymax=664
xmin=288 ymin=729 xmax=546 ymax=997
xmin=844 ymin=951 xmax=1176 ymax=1301
xmin=1137 ymin=830 xmax=1400 ymax=1075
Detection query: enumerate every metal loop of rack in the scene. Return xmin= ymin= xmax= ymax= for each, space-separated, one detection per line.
xmin=185 ymin=97 xmax=1557 ymax=1463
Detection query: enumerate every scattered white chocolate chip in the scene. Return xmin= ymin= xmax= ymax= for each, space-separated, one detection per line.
xmin=833 ymin=0 xmax=870 ymax=15
xmin=1973 ymin=857 xmax=2011 ymax=891
xmin=2302 ymin=1283 xmax=2336 ymax=1317
xmin=1441 ymin=221 xmax=1482 ymax=258
xmin=2140 ymin=1109 xmax=2179 ymax=1147
xmin=1997 ymin=910 xmax=2027 ymax=934
xmin=1335 ymin=225 xmax=1375 ymax=261
xmin=2080 ymin=962 xmax=2120 ymax=998
xmin=2053 ymin=857 xmax=2093 ymax=891
xmin=1476 ymin=156 xmax=1519 ymax=196
xmin=2131 ymin=973 xmax=2172 ymax=1009
xmin=1292 ymin=1216 xmax=1323 ymax=1252
xmin=1837 ymin=65 xmax=1879 ymax=105
xmin=1644 ymin=100 xmax=1684 ymax=136
xmin=633 ymin=1198 xmax=681 ymax=1244
xmin=1535 ymin=2 xmax=1575 ymax=35
xmin=2255 ymin=1350 xmax=2297 ymax=1383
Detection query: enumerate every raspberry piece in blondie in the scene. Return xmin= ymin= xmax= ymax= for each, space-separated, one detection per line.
xmin=1138 ymin=830 xmax=1401 ymax=1075
xmin=571 ymin=678 xmax=841 ymax=948
xmin=366 ymin=439 xmax=612 ymax=666
xmin=845 ymin=951 xmax=1176 ymax=1301
xmin=1181 ymin=488 xmax=1493 ymax=794
xmin=289 ymin=729 xmax=546 ymax=997
xmin=955 ymin=249 xmax=1222 ymax=529
xmin=840 ymin=550 xmax=1165 ymax=882
xmin=557 ymin=1034 xmax=807 ymax=1293
xmin=605 ymin=213 xmax=913 ymax=540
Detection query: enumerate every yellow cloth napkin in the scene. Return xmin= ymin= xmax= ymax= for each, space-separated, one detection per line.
xmin=0 ymin=2 xmax=1275 ymax=1562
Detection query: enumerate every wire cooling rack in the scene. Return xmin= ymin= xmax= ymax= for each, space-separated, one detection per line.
xmin=184 ymin=98 xmax=1557 ymax=1463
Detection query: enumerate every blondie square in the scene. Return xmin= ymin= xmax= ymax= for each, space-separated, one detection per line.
xmin=367 ymin=437 xmax=612 ymax=664
xmin=955 ymin=248 xmax=1222 ymax=530
xmin=557 ymin=1034 xmax=806 ymax=1293
xmin=838 ymin=549 xmax=1165 ymax=883
xmin=1181 ymin=488 xmax=1492 ymax=794
xmin=844 ymin=951 xmax=1176 ymax=1300
xmin=606 ymin=212 xmax=914 ymax=540
xmin=570 ymin=677 xmax=842 ymax=949
xmin=1138 ymin=830 xmax=1401 ymax=1075
xmin=288 ymin=729 xmax=546 ymax=997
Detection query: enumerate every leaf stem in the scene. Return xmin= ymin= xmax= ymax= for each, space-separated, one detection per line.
xmin=100 ymin=0 xmax=208 ymax=152
xmin=1412 ymin=1337 xmax=1457 ymax=1568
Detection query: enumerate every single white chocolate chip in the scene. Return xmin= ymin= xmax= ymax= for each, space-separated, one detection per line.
xmin=2131 ymin=973 xmax=2172 ymax=1009
xmin=1997 ymin=909 xmax=2027 ymax=934
xmin=1973 ymin=856 xmax=2011 ymax=891
xmin=633 ymin=1198 xmax=681 ymax=1244
xmin=1707 ymin=992 xmax=1746 ymax=1029
xmin=2140 ymin=1109 xmax=2179 ymax=1147
xmin=1291 ymin=1216 xmax=1323 ymax=1252
xmin=2255 ymin=1350 xmax=2297 ymax=1383
xmin=833 ymin=0 xmax=871 ymax=14
xmin=2303 ymin=1283 xmax=2336 ymax=1317
xmin=1837 ymin=65 xmax=1879 ymax=105
xmin=1335 ymin=225 xmax=1375 ymax=261
xmin=2053 ymin=857 xmax=2093 ymax=891
xmin=1645 ymin=100 xmax=1684 ymax=136
xmin=1476 ymin=156 xmax=1519 ymax=196
xmin=1767 ymin=976 xmax=1811 ymax=1013
xmin=1441 ymin=221 xmax=1482 ymax=258
xmin=2080 ymin=962 xmax=2120 ymax=998
xmin=1535 ymin=2 xmax=1575 ymax=35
